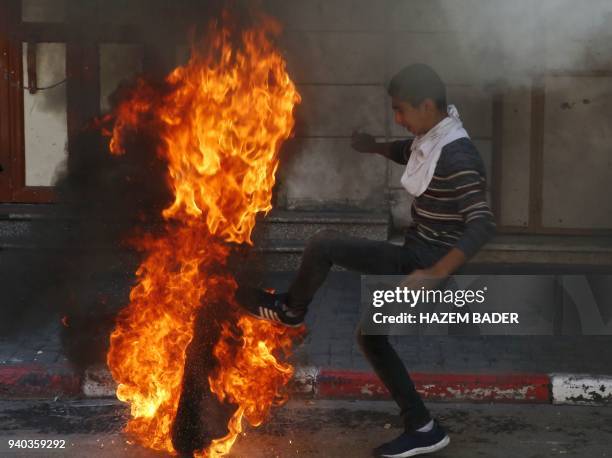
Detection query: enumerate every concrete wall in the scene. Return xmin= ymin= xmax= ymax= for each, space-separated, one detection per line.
xmin=267 ymin=0 xmax=388 ymax=211
xmin=496 ymin=0 xmax=612 ymax=230
xmin=499 ymin=85 xmax=531 ymax=228
xmin=269 ymin=0 xmax=612 ymax=232
xmin=542 ymin=76 xmax=612 ymax=229
xmin=267 ymin=0 xmax=494 ymax=219
xmin=99 ymin=44 xmax=142 ymax=113
xmin=21 ymin=0 xmax=66 ymax=23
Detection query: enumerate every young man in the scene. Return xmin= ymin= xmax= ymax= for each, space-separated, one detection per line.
xmin=241 ymin=63 xmax=496 ymax=457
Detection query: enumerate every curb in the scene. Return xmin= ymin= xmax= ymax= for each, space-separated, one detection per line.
xmin=316 ymin=370 xmax=551 ymax=403
xmin=79 ymin=366 xmax=550 ymax=403
xmin=0 ymin=364 xmax=81 ymax=398
xmin=1 ymin=363 xmax=611 ymax=406
xmin=550 ymin=374 xmax=612 ymax=405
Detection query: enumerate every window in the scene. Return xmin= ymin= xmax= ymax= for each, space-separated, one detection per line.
xmin=0 ymin=0 xmax=146 ymax=203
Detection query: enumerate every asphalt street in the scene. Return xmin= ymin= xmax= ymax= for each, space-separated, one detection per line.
xmin=0 ymin=399 xmax=610 ymax=457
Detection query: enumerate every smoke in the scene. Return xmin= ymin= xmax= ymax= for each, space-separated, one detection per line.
xmin=0 ymin=1 xmax=273 ymax=369
xmin=0 ymin=110 xmax=173 ymax=365
xmin=429 ymin=0 xmax=612 ymax=86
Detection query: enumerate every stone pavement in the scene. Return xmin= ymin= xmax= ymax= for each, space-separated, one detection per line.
xmin=1 ymin=271 xmax=611 ymax=376
xmin=0 ymin=323 xmax=66 ymax=367
xmin=267 ymin=272 xmax=612 ymax=374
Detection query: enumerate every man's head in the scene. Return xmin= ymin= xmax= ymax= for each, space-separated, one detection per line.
xmin=387 ymin=64 xmax=447 ymax=136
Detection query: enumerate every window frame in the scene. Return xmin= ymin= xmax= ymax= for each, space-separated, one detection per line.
xmin=0 ymin=0 xmax=101 ymax=203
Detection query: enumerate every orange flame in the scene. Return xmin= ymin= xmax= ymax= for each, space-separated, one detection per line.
xmin=106 ymin=14 xmax=302 ymax=456
xmin=206 ymin=316 xmax=301 ymax=456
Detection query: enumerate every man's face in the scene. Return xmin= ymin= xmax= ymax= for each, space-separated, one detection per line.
xmin=391 ymin=97 xmax=435 ymax=136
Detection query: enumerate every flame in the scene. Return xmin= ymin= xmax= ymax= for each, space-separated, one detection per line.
xmin=106 ymin=14 xmax=302 ymax=456
xmin=206 ymin=316 xmax=300 ymax=456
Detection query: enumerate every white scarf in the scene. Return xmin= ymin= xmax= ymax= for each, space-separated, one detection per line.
xmin=400 ymin=105 xmax=469 ymax=197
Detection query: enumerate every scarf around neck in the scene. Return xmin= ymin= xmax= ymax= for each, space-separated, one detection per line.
xmin=400 ymin=105 xmax=469 ymax=197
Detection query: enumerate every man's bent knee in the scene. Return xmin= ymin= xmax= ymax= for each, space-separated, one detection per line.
xmin=304 ymin=229 xmax=342 ymax=255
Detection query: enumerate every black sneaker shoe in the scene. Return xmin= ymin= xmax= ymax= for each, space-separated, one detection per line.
xmin=372 ymin=421 xmax=450 ymax=457
xmin=236 ymin=287 xmax=305 ymax=327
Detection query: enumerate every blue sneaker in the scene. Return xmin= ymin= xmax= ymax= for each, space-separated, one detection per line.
xmin=372 ymin=421 xmax=450 ymax=457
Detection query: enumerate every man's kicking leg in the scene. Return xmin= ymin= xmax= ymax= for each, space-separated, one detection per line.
xmin=239 ymin=229 xmax=450 ymax=456
xmin=241 ymin=229 xmax=417 ymax=325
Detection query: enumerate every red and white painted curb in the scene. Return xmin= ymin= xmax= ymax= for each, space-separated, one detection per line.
xmin=2 ymin=364 xmax=611 ymax=405
xmin=0 ymin=364 xmax=81 ymax=398
xmin=60 ymin=366 xmax=612 ymax=405
xmin=294 ymin=367 xmax=552 ymax=403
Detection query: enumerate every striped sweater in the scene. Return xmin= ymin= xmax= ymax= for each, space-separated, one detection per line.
xmin=389 ymin=137 xmax=496 ymax=258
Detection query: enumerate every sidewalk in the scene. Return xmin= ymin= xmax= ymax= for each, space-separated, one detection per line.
xmin=1 ymin=272 xmax=612 ymax=404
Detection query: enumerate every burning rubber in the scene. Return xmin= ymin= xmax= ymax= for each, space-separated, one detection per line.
xmin=102 ymin=13 xmax=302 ymax=458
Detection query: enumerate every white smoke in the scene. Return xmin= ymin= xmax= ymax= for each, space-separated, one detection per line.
xmin=430 ymin=0 xmax=612 ymax=86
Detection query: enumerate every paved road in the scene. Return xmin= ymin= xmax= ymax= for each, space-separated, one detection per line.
xmin=0 ymin=399 xmax=610 ymax=457
xmin=3 ymin=271 xmax=612 ymax=376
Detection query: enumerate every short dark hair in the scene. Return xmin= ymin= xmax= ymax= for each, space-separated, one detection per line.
xmin=387 ymin=64 xmax=447 ymax=111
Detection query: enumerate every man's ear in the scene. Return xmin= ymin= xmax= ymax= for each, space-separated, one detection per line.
xmin=420 ymin=98 xmax=437 ymax=113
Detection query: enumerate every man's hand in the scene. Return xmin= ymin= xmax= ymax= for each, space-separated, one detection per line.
xmin=401 ymin=248 xmax=468 ymax=290
xmin=350 ymin=131 xmax=377 ymax=153
xmin=400 ymin=266 xmax=448 ymax=291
